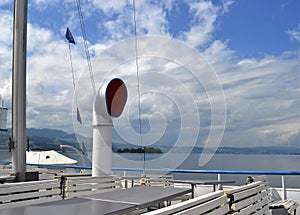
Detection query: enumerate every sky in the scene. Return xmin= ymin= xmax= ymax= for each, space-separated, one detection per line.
xmin=0 ymin=0 xmax=300 ymax=151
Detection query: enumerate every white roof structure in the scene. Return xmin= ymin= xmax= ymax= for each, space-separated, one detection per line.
xmin=26 ymin=150 xmax=78 ymax=165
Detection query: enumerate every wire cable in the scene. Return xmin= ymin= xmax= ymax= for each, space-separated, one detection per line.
xmin=75 ymin=0 xmax=96 ymax=95
xmin=64 ymin=0 xmax=82 ymax=124
xmin=133 ymin=0 xmax=145 ymax=171
xmin=67 ymin=43 xmax=76 ymax=92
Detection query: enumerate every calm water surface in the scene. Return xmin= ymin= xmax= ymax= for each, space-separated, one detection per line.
xmin=112 ymin=153 xmax=300 ymax=188
xmin=1 ymin=150 xmax=300 ymax=188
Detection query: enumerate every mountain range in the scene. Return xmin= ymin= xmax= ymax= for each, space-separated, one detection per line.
xmin=1 ymin=128 xmax=300 ymax=155
xmin=0 ymin=128 xmax=82 ymax=151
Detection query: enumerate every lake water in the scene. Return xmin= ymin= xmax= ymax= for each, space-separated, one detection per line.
xmin=111 ymin=153 xmax=300 ymax=188
xmin=1 ymin=150 xmax=300 ymax=188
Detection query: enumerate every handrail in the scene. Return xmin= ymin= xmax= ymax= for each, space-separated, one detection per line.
xmin=21 ymin=163 xmax=300 ymax=176
xmin=112 ymin=167 xmax=300 ymax=176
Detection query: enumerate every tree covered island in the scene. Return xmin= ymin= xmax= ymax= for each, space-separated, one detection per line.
xmin=116 ymin=147 xmax=162 ymax=154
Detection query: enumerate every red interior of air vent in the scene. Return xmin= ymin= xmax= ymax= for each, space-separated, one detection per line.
xmin=105 ymin=78 xmax=127 ymax=117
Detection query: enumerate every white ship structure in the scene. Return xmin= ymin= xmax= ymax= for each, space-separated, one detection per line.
xmin=0 ymin=0 xmax=299 ymax=214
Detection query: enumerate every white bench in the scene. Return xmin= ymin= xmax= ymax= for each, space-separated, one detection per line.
xmin=62 ymin=175 xmax=122 ymax=198
xmin=269 ymin=199 xmax=299 ymax=215
xmin=142 ymin=190 xmax=229 ymax=215
xmin=0 ymin=179 xmax=62 ymax=209
xmin=224 ymin=181 xmax=271 ymax=215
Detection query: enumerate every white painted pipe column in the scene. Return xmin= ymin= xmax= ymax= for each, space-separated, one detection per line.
xmin=92 ymin=79 xmax=127 ymax=176
xmin=92 ymin=122 xmax=113 ymax=175
xmin=92 ymin=85 xmax=113 ymax=176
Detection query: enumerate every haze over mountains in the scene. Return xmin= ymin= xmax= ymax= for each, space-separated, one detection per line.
xmin=0 ymin=128 xmax=300 ymax=155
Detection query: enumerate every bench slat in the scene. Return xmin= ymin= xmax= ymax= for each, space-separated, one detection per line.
xmin=174 ymin=195 xmax=229 ymax=215
xmin=225 ymin=180 xmax=273 ymax=215
xmin=67 ymin=182 xmax=119 ymax=191
xmin=0 ymin=188 xmax=61 ymax=202
xmin=68 ymin=178 xmax=118 ymax=185
xmin=0 ymin=179 xmax=62 ymax=209
xmin=67 ymin=188 xmax=122 ymax=198
xmin=67 ymin=177 xmax=116 ymax=182
xmin=0 ymin=179 xmax=59 ymax=188
xmin=0 ymin=181 xmax=60 ymax=194
xmin=231 ymin=193 xmax=257 ymax=211
xmin=254 ymin=205 xmax=270 ymax=215
xmin=63 ymin=175 xmax=121 ymax=198
xmin=206 ymin=204 xmax=230 ymax=215
xmin=237 ymin=204 xmax=255 ymax=215
xmin=142 ymin=191 xmax=225 ymax=215
xmin=225 ymin=181 xmax=262 ymax=195
xmin=254 ymin=196 xmax=269 ymax=210
xmin=269 ymin=199 xmax=299 ymax=214
xmin=230 ymin=184 xmax=265 ymax=202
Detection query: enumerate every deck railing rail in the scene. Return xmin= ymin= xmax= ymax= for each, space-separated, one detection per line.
xmin=24 ymin=164 xmax=300 ymax=176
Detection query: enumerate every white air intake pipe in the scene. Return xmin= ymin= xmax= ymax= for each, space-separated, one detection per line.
xmin=92 ymin=78 xmax=127 ymax=176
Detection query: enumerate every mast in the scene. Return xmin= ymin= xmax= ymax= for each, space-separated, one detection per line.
xmin=12 ymin=0 xmax=28 ymax=181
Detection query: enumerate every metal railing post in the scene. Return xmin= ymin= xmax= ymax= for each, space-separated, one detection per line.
xmin=282 ymin=175 xmax=286 ymax=200
xmin=217 ymin=173 xmax=222 ymax=190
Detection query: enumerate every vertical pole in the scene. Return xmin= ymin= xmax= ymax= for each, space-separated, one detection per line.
xmin=12 ymin=0 xmax=28 ymax=181
xmin=217 ymin=173 xmax=222 ymax=190
xmin=281 ymin=175 xmax=286 ymax=200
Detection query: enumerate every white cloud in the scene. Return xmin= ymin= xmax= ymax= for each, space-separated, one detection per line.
xmin=27 ymin=24 xmax=55 ymax=53
xmin=203 ymin=40 xmax=235 ymax=64
xmin=0 ymin=10 xmax=13 ymax=46
xmin=220 ymin=52 xmax=300 ymax=147
xmin=0 ymin=8 xmax=86 ymax=131
xmin=92 ymin=0 xmax=128 ymax=13
xmin=1 ymin=1 xmax=300 ymax=149
xmin=0 ymin=9 xmax=13 ymax=121
xmin=221 ymin=0 xmax=234 ymax=14
xmin=179 ymin=1 xmax=218 ymax=47
xmin=25 ymin=34 xmax=88 ymax=130
xmin=0 ymin=0 xmax=10 ymax=7
xmin=31 ymin=0 xmax=63 ymax=10
xmin=90 ymin=0 xmax=171 ymax=42
xmin=287 ymin=25 xmax=300 ymax=42
xmin=134 ymin=1 xmax=169 ymax=36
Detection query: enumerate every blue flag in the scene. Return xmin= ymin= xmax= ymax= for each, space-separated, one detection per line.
xmin=66 ymin=27 xmax=75 ymax=44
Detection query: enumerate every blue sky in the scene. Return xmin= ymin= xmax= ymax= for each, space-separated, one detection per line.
xmin=215 ymin=0 xmax=300 ymax=57
xmin=0 ymin=0 xmax=300 ymax=151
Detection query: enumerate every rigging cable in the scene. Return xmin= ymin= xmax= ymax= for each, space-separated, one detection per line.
xmin=132 ymin=0 xmax=145 ymax=171
xmin=68 ymin=41 xmax=76 ymax=94
xmin=75 ymin=0 xmax=96 ymax=95
xmin=63 ymin=1 xmax=82 ymax=125
xmin=63 ymin=2 xmax=75 ymax=90
xmin=67 ymin=38 xmax=83 ymax=124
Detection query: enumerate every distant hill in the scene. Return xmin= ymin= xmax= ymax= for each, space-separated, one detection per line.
xmin=1 ymin=128 xmax=300 ymax=155
xmin=159 ymin=146 xmax=300 ymax=155
xmin=0 ymin=128 xmax=82 ymax=151
xmin=27 ymin=128 xmax=76 ymax=139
